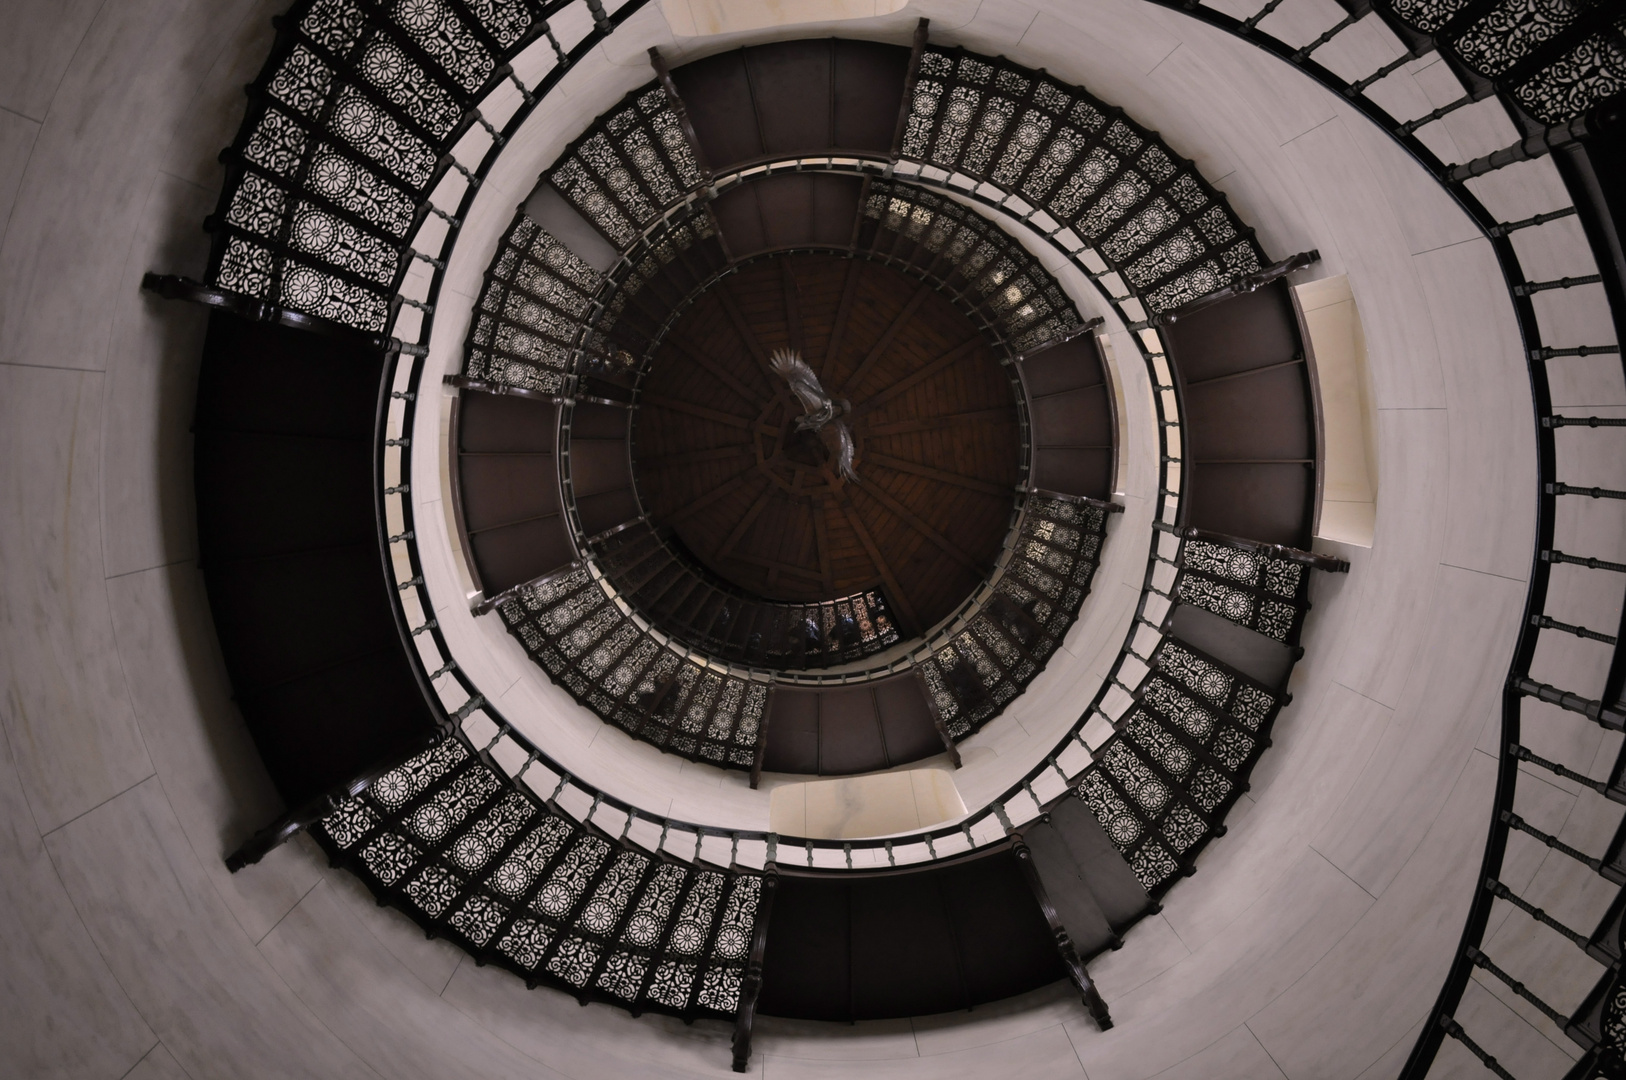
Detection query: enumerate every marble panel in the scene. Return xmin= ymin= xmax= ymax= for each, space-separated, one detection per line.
xmin=0 ymin=365 xmax=154 ymax=833
xmin=125 ymin=1043 xmax=191 ymax=1080
xmin=1311 ymin=12 xmax=1410 ymax=89
xmin=1356 ymin=1019 xmax=1426 ymax=1080
xmin=1510 ymin=214 xmax=1601 ymax=283
xmin=105 ymin=563 xmax=323 ymax=942
xmin=443 ymin=956 xmax=742 ymax=1079
xmin=1415 ymin=238 xmax=1538 ymax=581
xmin=1249 ymin=750 xmax=1498 ymax=1079
xmin=766 ymin=1022 xmax=1085 ymax=1079
xmin=1529 ymin=283 xmax=1618 ymax=357
xmin=1248 ymin=0 xmax=1352 ymax=51
xmin=1463 ymin=154 xmax=1572 ymax=226
xmin=0 ymin=0 xmax=103 ymax=121
xmin=1160 ymin=680 xmax=1390 ymax=951
xmin=0 ymin=0 xmax=262 ymax=374
xmin=1284 ymin=118 xmax=1449 ymax=409
xmin=1069 ymin=849 xmax=1372 ymax=1080
xmin=753 ymin=1015 xmax=919 ymax=1063
xmin=1515 ymin=699 xmax=1611 ymax=803
xmin=908 ymin=979 xmax=1082 ymax=1058
xmin=44 ymin=778 xmax=376 ymax=1080
xmin=101 ymin=171 xmax=212 ymax=577
xmin=0 ymin=714 xmax=157 ymax=1080
xmin=1315 ymin=565 xmax=1523 ymax=896
xmin=1146 ymin=1023 xmax=1285 ymax=1080
xmin=1321 ymin=409 xmax=1449 ymax=707
xmin=258 ymin=879 xmax=550 ymax=1080
xmin=0 ymin=108 xmax=39 ymax=248
xmin=1434 ymin=977 xmax=1578 ymax=1079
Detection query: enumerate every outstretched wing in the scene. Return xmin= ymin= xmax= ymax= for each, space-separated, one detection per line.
xmin=770 ymin=347 xmax=836 ymax=426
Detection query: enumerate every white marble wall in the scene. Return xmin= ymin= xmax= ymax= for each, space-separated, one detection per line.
xmin=0 ymin=0 xmax=1614 ymax=1078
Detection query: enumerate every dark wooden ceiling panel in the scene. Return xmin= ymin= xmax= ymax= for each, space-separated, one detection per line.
xmin=745 ymin=40 xmax=833 ymax=155
xmin=1184 ymin=462 xmax=1314 ymax=548
xmin=832 ymin=40 xmax=910 ymax=150
xmin=634 ymin=253 xmax=1020 ymax=631
xmin=668 ymin=50 xmax=762 ymax=169
xmin=458 ymin=392 xmax=558 ymax=452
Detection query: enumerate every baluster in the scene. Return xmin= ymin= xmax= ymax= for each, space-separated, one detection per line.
xmin=1438 ymin=1016 xmax=1517 ymax=1080
xmin=1512 ymin=678 xmax=1626 ymax=730
xmin=1489 ymin=206 xmax=1577 ymax=236
xmin=1530 ymin=613 xmax=1617 ymax=646
xmin=1546 ymin=482 xmax=1626 ymax=500
xmin=1543 ymin=550 xmax=1626 ymax=574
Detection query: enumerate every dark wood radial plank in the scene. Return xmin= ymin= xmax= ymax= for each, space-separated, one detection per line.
xmin=638 ymin=443 xmax=755 ymax=470
xmin=851 ymin=335 xmax=987 ymax=420
xmin=638 ymin=393 xmax=772 ymax=433
xmin=716 ymin=280 xmax=790 ymax=392
xmin=718 ymin=483 xmax=777 ymax=557
xmin=838 ymin=280 xmax=935 ymax=398
xmin=722 ymin=551 xmax=827 ymax=583
xmin=664 ymin=464 xmax=765 ymax=526
xmin=863 ymin=406 xmax=1015 ymax=438
xmin=819 ymin=258 xmax=864 ymax=382
xmin=663 ymin=332 xmax=774 ymax=408
xmin=851 ymin=476 xmax=980 ymax=573
xmin=835 ymin=493 xmax=920 ymax=634
xmin=866 ymin=453 xmax=1011 ymax=498
xmin=783 ymin=259 xmax=806 ymax=357
xmin=812 ymin=496 xmax=836 ymax=595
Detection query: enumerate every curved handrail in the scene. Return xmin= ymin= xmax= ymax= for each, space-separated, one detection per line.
xmin=195 ymin=8 xmax=1317 ymax=879
xmin=1126 ymin=0 xmax=1625 ymax=1073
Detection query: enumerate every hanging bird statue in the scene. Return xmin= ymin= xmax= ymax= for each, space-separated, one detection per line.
xmin=769 ymin=347 xmax=859 ymax=483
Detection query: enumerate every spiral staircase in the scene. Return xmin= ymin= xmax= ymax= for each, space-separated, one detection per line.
xmin=92 ymin=0 xmax=1623 ymax=1075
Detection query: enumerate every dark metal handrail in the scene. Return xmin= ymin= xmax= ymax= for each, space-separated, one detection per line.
xmin=1130 ymin=0 xmax=1625 ymax=1073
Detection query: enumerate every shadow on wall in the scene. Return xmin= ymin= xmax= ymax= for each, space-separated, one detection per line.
xmin=662 ymin=0 xmax=912 ymax=38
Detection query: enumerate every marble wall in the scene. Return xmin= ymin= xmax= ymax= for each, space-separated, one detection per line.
xmin=0 ymin=0 xmax=1614 ymax=1078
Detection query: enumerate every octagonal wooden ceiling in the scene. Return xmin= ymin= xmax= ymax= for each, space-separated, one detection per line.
xmin=633 ymin=253 xmax=1021 ymax=635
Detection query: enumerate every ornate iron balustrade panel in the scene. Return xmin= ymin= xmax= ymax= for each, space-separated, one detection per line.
xmin=1074 ymin=555 xmax=1293 ymax=895
xmin=918 ymin=496 xmax=1113 ymax=740
xmin=465 ymin=211 xmax=607 ymax=393
xmin=315 ymin=733 xmax=761 ymax=1016
xmin=494 ymin=564 xmax=770 ymax=769
xmin=545 ymin=81 xmax=705 ymax=248
xmin=858 ymin=179 xmax=1085 ymax=353
xmin=1123 ymin=0 xmax=1626 ymax=1073
xmin=899 ymin=46 xmax=1267 ymax=313
xmin=208 ymin=0 xmax=557 ymax=330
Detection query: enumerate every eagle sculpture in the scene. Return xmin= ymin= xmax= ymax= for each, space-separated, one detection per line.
xmin=769 ymin=347 xmax=858 ymax=483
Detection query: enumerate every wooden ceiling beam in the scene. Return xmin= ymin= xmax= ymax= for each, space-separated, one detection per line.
xmin=839 ymin=280 xmax=935 ymax=398
xmin=852 ymin=477 xmax=981 ymax=573
xmin=851 ymin=335 xmax=987 ymax=419
xmin=862 ymin=406 xmax=1014 ymax=437
xmin=665 ymin=464 xmax=762 ymax=525
xmin=866 ymin=452 xmax=1011 ymax=497
xmin=836 ymin=494 xmax=920 ymax=635
xmin=665 ymin=331 xmax=773 ymax=406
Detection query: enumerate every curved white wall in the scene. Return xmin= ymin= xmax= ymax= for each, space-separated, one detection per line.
xmin=1 ymin=0 xmax=1608 ymax=1077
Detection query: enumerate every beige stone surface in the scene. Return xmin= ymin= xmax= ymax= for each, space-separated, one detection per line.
xmin=0 ymin=0 xmax=1612 ymax=1078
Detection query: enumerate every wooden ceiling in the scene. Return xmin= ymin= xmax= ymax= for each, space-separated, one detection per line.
xmin=633 ymin=253 xmax=1021 ymax=635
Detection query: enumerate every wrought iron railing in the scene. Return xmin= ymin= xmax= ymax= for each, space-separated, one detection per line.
xmin=165 ymin=8 xmax=1354 ymax=1053
xmin=1129 ymin=0 xmax=1625 ymax=1073
xmin=367 ymin=33 xmax=1337 ymax=880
